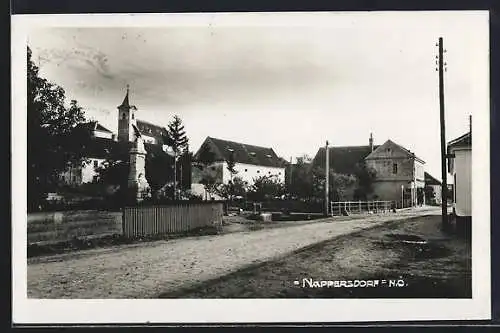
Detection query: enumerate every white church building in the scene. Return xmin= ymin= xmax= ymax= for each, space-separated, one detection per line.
xmin=59 ymin=87 xmax=170 ymax=187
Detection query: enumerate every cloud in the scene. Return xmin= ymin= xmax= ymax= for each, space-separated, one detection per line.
xmin=27 ymin=14 xmax=487 ymax=181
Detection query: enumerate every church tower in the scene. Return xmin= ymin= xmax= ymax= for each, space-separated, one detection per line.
xmin=117 ymin=85 xmax=138 ymax=142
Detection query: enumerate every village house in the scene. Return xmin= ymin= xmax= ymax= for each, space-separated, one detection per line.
xmin=59 ymin=87 xmax=188 ymax=188
xmin=447 ymin=121 xmax=472 ymax=225
xmin=312 ymin=134 xmax=426 ymax=206
xmin=365 ymin=139 xmax=425 ymax=207
xmin=424 ymin=172 xmax=442 ymax=206
xmin=191 ymin=137 xmax=287 ymax=199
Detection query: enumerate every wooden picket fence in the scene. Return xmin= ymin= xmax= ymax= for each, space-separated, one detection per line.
xmin=122 ymin=202 xmax=224 ymax=237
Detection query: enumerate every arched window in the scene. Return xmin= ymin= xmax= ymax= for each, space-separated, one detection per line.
xmin=122 ymin=113 xmax=126 ymax=120
xmin=131 ymin=113 xmax=134 ymax=120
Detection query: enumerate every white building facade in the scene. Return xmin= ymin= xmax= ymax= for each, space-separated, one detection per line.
xmin=191 ymin=137 xmax=286 ymax=199
xmin=448 ymin=131 xmax=472 ymax=219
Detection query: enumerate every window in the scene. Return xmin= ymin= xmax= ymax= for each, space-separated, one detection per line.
xmin=257 ymin=170 xmax=260 ymax=173
xmin=268 ymin=171 xmax=271 ymax=174
xmin=93 ymin=175 xmax=98 ymax=183
xmin=392 ymin=163 xmax=398 ymax=174
xmin=278 ymin=172 xmax=281 ymax=175
xmin=244 ymin=169 xmax=248 ymax=172
xmin=131 ymin=114 xmax=134 ymax=119
xmin=93 ymin=160 xmax=98 ymax=168
xmin=122 ymin=113 xmax=126 ymax=120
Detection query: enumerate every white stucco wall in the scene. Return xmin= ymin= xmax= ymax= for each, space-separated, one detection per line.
xmin=141 ymin=134 xmax=157 ymax=145
xmin=414 ymin=161 xmax=425 ymax=182
xmin=93 ymin=131 xmax=113 ymax=140
xmin=190 ymin=161 xmax=285 ymax=201
xmin=450 ymin=148 xmax=471 ymax=217
xmin=222 ymin=162 xmax=285 ymax=185
xmin=81 ymin=158 xmax=107 ymax=184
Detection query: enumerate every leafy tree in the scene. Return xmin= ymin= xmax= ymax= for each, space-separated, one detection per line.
xmin=287 ymin=155 xmax=314 ymax=200
xmin=215 ymin=176 xmax=247 ymax=200
xmin=145 ymin=150 xmax=174 ymax=197
xmin=200 ymin=170 xmax=219 ymax=200
xmin=194 ymin=143 xmax=220 ymax=199
xmin=226 ymin=151 xmax=238 ymax=180
xmin=353 ymin=162 xmax=377 ymax=200
xmin=27 ymin=45 xmax=88 ymax=210
xmin=247 ymin=175 xmax=285 ymax=202
xmin=178 ymin=148 xmax=193 ymax=190
xmin=95 ymin=159 xmax=129 ymax=188
xmin=223 ymin=151 xmax=239 ymax=200
xmin=93 ymin=158 xmax=130 ymax=205
xmin=311 ymin=167 xmax=357 ymax=201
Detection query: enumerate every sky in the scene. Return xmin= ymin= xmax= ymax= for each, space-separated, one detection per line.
xmin=27 ymin=12 xmax=489 ymax=181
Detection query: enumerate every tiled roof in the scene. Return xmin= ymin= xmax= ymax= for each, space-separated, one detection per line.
xmin=81 ymin=137 xmax=172 ymax=161
xmin=365 ymin=139 xmax=425 ymax=164
xmin=312 ymin=145 xmax=380 ymax=175
xmin=136 ymin=120 xmax=168 ymax=144
xmin=447 ymin=132 xmax=471 ymax=149
xmin=424 ymin=172 xmax=441 ymax=186
xmin=76 ymin=121 xmax=113 ymax=134
xmin=194 ymin=137 xmax=285 ymax=168
xmin=388 ymin=140 xmax=425 ymax=164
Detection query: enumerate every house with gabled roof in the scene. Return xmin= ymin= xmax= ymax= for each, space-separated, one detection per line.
xmin=312 ymin=134 xmax=380 ymax=176
xmin=191 ymin=136 xmax=287 ymax=199
xmin=447 ymin=119 xmax=472 ymax=223
xmin=311 ymin=133 xmax=426 ymax=206
xmin=365 ymin=139 xmax=425 ymax=206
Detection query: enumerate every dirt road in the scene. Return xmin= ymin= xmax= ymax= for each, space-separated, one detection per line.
xmin=28 ymin=207 xmax=439 ymax=298
xmin=161 ymin=213 xmax=471 ymax=298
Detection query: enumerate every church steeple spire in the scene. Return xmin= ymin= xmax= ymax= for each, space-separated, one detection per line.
xmin=119 ymin=84 xmax=130 ymax=109
xmin=117 ymin=84 xmax=137 ymax=142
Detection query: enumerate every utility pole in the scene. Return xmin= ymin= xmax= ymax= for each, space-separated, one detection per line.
xmin=289 ymin=156 xmax=293 ymax=196
xmin=325 ymin=140 xmax=329 ymax=216
xmin=437 ymin=37 xmax=448 ymax=227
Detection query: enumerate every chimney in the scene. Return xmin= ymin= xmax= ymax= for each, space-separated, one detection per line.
xmin=369 ymin=133 xmax=374 ymax=151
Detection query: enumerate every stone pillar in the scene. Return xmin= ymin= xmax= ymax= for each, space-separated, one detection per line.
xmin=128 ymin=136 xmax=151 ymax=202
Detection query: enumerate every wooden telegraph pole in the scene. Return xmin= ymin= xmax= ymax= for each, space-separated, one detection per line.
xmin=437 ymin=37 xmax=449 ymax=227
xmin=325 ymin=140 xmax=330 ymax=216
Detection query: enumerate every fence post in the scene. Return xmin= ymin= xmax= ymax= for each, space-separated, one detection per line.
xmin=121 ymin=207 xmax=125 ymax=237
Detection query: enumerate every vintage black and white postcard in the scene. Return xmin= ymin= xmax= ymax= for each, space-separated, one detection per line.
xmin=12 ymin=11 xmax=490 ymax=324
